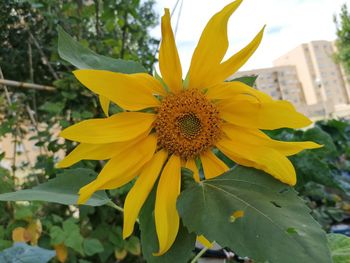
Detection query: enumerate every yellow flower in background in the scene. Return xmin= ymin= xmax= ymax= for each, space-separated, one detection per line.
xmin=58 ymin=0 xmax=321 ymax=255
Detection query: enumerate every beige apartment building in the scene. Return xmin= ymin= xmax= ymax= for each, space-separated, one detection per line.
xmin=232 ymin=40 xmax=350 ymax=119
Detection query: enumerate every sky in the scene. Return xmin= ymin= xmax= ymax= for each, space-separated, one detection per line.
xmin=150 ymin=0 xmax=349 ymax=73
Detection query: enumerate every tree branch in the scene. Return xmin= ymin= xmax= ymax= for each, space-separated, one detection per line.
xmin=0 ymin=79 xmax=55 ymax=91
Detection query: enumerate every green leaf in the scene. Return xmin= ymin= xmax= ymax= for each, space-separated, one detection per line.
xmin=39 ymin=102 xmax=65 ymax=115
xmin=125 ymin=236 xmax=141 ymax=256
xmin=328 ymin=234 xmax=350 ymax=263
xmin=231 ymin=75 xmax=258 ymax=87
xmin=0 ymin=168 xmax=109 ymax=206
xmin=302 ymin=127 xmax=337 ymax=157
xmin=0 ymin=226 xmax=4 ymax=239
xmin=65 ymin=231 xmax=84 ymax=255
xmin=83 ymin=238 xmax=104 ymax=256
xmin=177 ymin=166 xmax=332 ymax=263
xmin=139 ymin=187 xmax=196 ymax=263
xmin=58 ymin=26 xmax=146 ymax=73
xmin=14 ymin=206 xmax=33 ymax=220
xmin=50 ymin=226 xmax=65 ymax=245
xmin=292 ymin=152 xmax=339 ymax=189
xmin=61 ymin=218 xmax=84 ymax=254
xmin=0 ymin=243 xmax=56 ymax=263
xmin=0 ymin=240 xmax=12 ymax=251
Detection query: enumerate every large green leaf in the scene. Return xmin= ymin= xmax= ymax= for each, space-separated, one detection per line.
xmin=0 ymin=168 xmax=109 ymax=206
xmin=139 ymin=185 xmax=196 ymax=263
xmin=58 ymin=26 xmax=146 ymax=73
xmin=328 ymin=234 xmax=350 ymax=263
xmin=177 ymin=166 xmax=332 ymax=263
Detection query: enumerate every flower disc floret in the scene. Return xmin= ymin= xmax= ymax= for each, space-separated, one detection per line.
xmin=154 ymin=89 xmax=221 ymax=159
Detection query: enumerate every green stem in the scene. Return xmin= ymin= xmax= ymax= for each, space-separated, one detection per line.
xmin=190 ymin=246 xmax=210 ymax=263
xmin=107 ymin=201 xmax=124 ymax=213
xmin=107 ymin=201 xmax=139 ymax=223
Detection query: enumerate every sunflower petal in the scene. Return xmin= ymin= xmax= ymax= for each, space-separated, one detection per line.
xmin=159 ymin=9 xmax=182 ymax=92
xmin=200 ymin=150 xmax=229 ymax=179
xmin=57 ymin=135 xmax=145 ymax=168
xmin=206 ymin=81 xmax=272 ymax=102
xmin=188 ymin=0 xmax=242 ymax=89
xmin=99 ymin=95 xmax=110 ymax=116
xmin=78 ymin=134 xmax=157 ymax=204
xmin=185 ymin=158 xmax=200 ymax=182
xmin=222 ymin=124 xmax=322 ymax=156
xmin=60 ymin=112 xmax=155 ymax=143
xmin=219 ymin=98 xmax=312 ymax=129
xmin=123 ymin=150 xmax=168 ymax=239
xmin=57 ymin=143 xmax=117 ymax=168
xmin=207 ymin=26 xmax=265 ymax=86
xmin=74 ymin=70 xmax=164 ymax=111
xmin=154 ymin=154 xmax=181 ymax=256
xmin=217 ymin=138 xmax=297 ymax=185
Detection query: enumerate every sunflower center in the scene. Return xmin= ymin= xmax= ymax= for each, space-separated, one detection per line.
xmin=154 ymin=89 xmax=221 ymax=159
xmin=177 ymin=113 xmax=202 ymax=139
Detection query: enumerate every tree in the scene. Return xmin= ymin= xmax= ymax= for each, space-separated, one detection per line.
xmin=0 ymin=1 xmax=159 ymax=262
xmin=335 ymin=4 xmax=350 ymax=78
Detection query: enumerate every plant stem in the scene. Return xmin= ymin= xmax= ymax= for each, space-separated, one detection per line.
xmin=107 ymin=201 xmax=124 ymax=213
xmin=190 ymin=246 xmax=210 ymax=263
xmin=107 ymin=201 xmax=140 ymax=223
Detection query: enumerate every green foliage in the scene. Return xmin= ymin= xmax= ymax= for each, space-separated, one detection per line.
xmin=231 ymin=75 xmax=258 ymax=86
xmin=83 ymin=239 xmax=104 ymax=256
xmin=335 ymin=4 xmax=350 ymax=78
xmin=0 ymin=168 xmax=110 ymax=206
xmin=266 ymin=120 xmax=350 ymax=231
xmin=58 ymin=26 xmax=146 ymax=73
xmin=0 ymin=1 xmax=158 ymax=262
xmin=328 ymin=234 xmax=350 ymax=263
xmin=177 ymin=166 xmax=331 ymax=263
xmin=1 ymin=1 xmax=350 ymax=262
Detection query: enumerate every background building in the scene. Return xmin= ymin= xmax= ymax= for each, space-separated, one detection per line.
xmin=231 ymin=40 xmax=350 ymax=119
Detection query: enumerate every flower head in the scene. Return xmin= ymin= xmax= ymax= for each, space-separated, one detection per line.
xmin=58 ymin=0 xmax=321 ymax=255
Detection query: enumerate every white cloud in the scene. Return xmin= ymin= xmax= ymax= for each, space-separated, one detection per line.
xmin=151 ymin=0 xmax=348 ymax=73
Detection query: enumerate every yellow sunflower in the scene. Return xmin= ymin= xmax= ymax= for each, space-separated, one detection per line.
xmin=58 ymin=0 xmax=321 ymax=256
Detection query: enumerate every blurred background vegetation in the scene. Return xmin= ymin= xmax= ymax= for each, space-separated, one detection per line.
xmin=0 ymin=0 xmax=350 ymax=262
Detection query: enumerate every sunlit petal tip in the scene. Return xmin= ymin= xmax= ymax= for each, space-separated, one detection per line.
xmin=163 ymin=8 xmax=170 ymax=16
xmin=314 ymin=143 xmax=324 ymax=149
xmin=277 ymin=165 xmax=297 ymax=186
xmin=305 ymin=142 xmax=324 ymax=149
xmin=77 ymin=182 xmax=96 ymax=205
xmin=122 ymin=229 xmax=130 ymax=240
xmin=287 ymin=175 xmax=297 ymax=187
xmin=300 ymin=116 xmax=313 ymax=127
xmin=55 ymin=161 xmax=65 ymax=169
xmin=99 ymin=95 xmax=110 ymax=117
xmin=188 ymin=0 xmax=243 ymax=89
xmin=77 ymin=194 xmax=90 ymax=205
